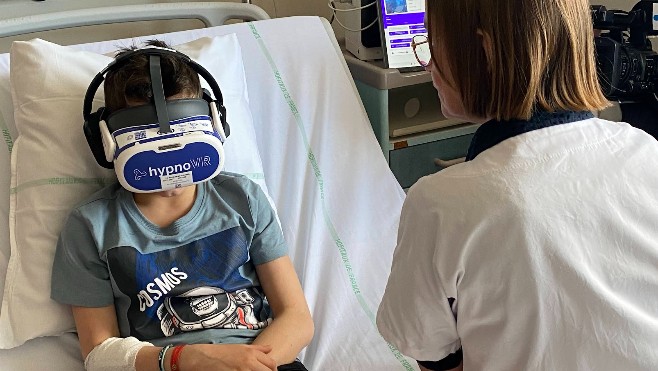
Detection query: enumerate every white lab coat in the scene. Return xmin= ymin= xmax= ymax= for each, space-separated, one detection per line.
xmin=377 ymin=117 xmax=658 ymax=371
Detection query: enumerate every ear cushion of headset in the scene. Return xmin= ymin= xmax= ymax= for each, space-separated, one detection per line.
xmin=99 ymin=121 xmax=116 ymax=163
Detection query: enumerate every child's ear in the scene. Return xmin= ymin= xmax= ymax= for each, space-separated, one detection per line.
xmin=477 ymin=29 xmax=494 ymax=72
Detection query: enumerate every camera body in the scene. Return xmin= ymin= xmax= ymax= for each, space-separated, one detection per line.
xmin=592 ymin=0 xmax=658 ymax=100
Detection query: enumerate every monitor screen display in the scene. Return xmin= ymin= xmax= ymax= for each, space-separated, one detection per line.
xmin=377 ymin=0 xmax=427 ymax=70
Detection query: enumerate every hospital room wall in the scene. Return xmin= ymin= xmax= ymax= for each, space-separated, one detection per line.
xmin=593 ymin=0 xmax=635 ymax=8
xmin=0 ymin=0 xmax=328 ymax=19
xmin=0 ymin=0 xmax=340 ymax=52
xmin=0 ymin=0 xmax=639 ymax=51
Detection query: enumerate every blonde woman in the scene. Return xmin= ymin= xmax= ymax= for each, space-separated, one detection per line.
xmin=376 ymin=1 xmax=658 ymax=370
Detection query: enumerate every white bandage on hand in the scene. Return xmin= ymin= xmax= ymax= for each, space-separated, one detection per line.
xmin=84 ymin=336 xmax=153 ymax=371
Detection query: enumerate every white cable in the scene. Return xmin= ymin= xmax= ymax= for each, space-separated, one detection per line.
xmin=328 ymin=0 xmax=376 ymax=12
xmin=327 ymin=1 xmax=379 ymax=32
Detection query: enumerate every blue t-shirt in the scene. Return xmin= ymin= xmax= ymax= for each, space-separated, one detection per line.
xmin=51 ymin=173 xmax=288 ymax=346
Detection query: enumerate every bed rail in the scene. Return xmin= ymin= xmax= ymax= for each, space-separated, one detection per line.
xmin=0 ymin=2 xmax=269 ymax=38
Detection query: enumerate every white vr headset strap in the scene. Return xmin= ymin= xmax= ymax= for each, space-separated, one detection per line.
xmin=100 ymin=121 xmax=117 ymax=163
xmin=84 ymin=336 xmax=153 ymax=371
xmin=210 ymin=102 xmax=227 ymax=142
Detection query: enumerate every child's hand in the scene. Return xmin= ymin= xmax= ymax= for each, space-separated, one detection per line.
xmin=180 ymin=343 xmax=277 ymax=371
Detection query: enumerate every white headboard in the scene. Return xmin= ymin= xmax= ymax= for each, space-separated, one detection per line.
xmin=0 ymin=2 xmax=270 ymax=52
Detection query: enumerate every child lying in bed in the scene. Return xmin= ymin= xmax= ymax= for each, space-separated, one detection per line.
xmin=50 ymin=40 xmax=313 ymax=371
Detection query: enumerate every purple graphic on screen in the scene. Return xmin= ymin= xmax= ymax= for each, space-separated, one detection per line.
xmin=377 ymin=0 xmax=427 ymax=68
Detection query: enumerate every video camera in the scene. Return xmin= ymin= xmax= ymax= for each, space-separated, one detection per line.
xmin=592 ymin=0 xmax=658 ymax=101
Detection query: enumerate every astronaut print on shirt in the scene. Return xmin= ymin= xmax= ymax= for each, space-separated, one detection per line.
xmin=158 ymin=286 xmax=270 ymax=336
xmin=107 ymin=226 xmax=273 ymax=340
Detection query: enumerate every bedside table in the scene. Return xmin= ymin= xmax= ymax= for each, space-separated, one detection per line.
xmin=344 ymin=52 xmax=479 ymax=188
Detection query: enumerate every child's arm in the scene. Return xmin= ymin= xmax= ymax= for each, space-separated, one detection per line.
xmin=73 ymin=305 xmax=278 ymax=371
xmin=71 ymin=305 xmax=121 ymax=360
xmin=73 ymin=305 xmax=165 ymax=371
xmin=252 ymin=255 xmax=315 ymax=366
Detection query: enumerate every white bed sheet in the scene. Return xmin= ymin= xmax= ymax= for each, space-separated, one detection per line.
xmin=0 ymin=333 xmax=83 ymax=370
xmin=0 ymin=16 xmax=412 ymax=370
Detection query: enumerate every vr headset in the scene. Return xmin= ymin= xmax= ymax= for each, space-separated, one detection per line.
xmin=83 ymin=46 xmax=230 ymax=193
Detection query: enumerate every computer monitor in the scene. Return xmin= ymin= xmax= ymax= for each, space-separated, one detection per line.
xmin=376 ymin=0 xmax=427 ymax=71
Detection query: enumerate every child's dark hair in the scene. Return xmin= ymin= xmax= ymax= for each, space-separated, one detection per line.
xmin=103 ymin=40 xmax=202 ymax=113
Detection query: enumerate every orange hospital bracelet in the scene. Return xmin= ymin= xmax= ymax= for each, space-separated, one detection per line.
xmin=170 ymin=344 xmax=187 ymax=371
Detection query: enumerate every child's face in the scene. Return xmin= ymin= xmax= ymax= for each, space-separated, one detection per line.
xmin=151 ymin=185 xmax=196 ymax=198
xmin=132 ymin=184 xmax=196 ymax=204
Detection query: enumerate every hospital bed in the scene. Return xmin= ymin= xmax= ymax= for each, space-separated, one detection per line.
xmin=0 ymin=2 xmax=411 ymax=370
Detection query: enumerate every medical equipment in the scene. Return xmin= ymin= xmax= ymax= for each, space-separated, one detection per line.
xmin=375 ymin=0 xmax=427 ymax=71
xmin=332 ymin=0 xmax=383 ymax=61
xmin=0 ymin=2 xmax=411 ymax=370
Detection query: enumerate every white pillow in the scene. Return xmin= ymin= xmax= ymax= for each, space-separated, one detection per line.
xmin=0 ymin=35 xmax=270 ymax=348
xmin=0 ymin=53 xmax=16 ymax=316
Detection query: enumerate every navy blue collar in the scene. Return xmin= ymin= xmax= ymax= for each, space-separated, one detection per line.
xmin=465 ymin=110 xmax=594 ymax=161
